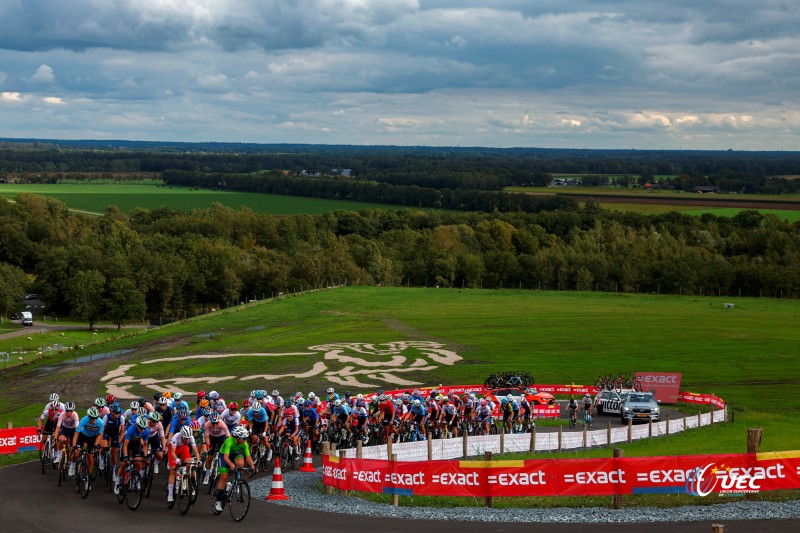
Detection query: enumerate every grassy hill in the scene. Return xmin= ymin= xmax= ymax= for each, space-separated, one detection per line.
xmin=2 ymin=287 xmax=798 ymax=452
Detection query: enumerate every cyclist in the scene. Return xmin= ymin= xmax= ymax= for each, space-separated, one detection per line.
xmin=101 ymin=403 xmax=125 ymax=482
xmin=167 ymin=407 xmax=191 ymax=441
xmin=519 ymin=395 xmax=533 ymax=429
xmin=567 ymin=396 xmax=578 ymax=427
xmin=307 ymin=392 xmax=321 ymax=409
xmin=123 ymin=400 xmax=140 ymax=423
xmin=301 ymin=400 xmax=321 ymax=449
xmin=203 ymin=411 xmax=231 ymax=485
xmin=377 ymin=395 xmax=397 ymax=443
xmin=221 ymin=402 xmax=242 ymax=433
xmin=166 ymin=425 xmax=202 ymax=504
xmin=331 ymin=399 xmax=352 ymax=439
xmin=475 ymin=399 xmax=493 ymax=435
xmin=53 ymin=401 xmax=79 ymax=466
xmin=350 ymin=399 xmax=369 ymax=442
xmin=71 ymin=406 xmax=104 ymax=478
xmin=269 ymin=390 xmax=285 ymax=432
xmin=409 ymin=399 xmax=428 ymax=439
xmin=243 ymin=399 xmax=270 ymax=469
xmin=146 ymin=411 xmax=166 ymax=474
xmin=438 ymin=397 xmax=459 ymax=437
xmin=116 ymin=416 xmax=150 ymax=495
xmin=207 ymin=390 xmax=226 ymax=413
xmin=94 ymin=397 xmax=109 ymax=417
xmin=281 ymin=397 xmax=301 ymax=457
xmin=172 ymin=392 xmax=189 ymax=413
xmin=37 ymin=393 xmax=64 ymax=443
xmin=195 ymin=398 xmax=210 ymax=421
xmin=582 ymin=393 xmax=593 ymax=417
xmin=326 ymin=387 xmax=339 ymax=404
xmin=154 ymin=395 xmax=173 ymax=429
xmin=500 ymin=394 xmax=519 ymax=431
xmin=213 ymin=426 xmax=255 ymax=513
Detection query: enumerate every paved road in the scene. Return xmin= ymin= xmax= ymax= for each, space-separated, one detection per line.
xmin=1 ymin=459 xmax=797 ymax=532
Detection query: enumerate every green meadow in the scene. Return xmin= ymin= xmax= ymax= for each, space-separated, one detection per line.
xmin=1 ymin=287 xmax=798 ymax=456
xmin=0 ymin=183 xmax=394 ymax=215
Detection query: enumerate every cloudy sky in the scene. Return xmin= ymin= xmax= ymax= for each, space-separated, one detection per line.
xmin=0 ymin=1 xmax=798 ymax=149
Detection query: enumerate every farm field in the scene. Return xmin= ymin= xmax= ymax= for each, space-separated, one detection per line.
xmin=2 ymin=287 xmax=798 ymax=454
xmin=506 ymin=185 xmax=800 ymax=202
xmin=0 ymin=183 xmax=395 ymax=215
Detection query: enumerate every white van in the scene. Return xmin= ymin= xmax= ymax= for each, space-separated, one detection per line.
xmin=20 ymin=311 xmax=33 ymax=326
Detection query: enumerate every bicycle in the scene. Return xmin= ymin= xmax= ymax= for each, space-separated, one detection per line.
xmin=213 ymin=467 xmax=251 ymax=522
xmin=38 ymin=431 xmax=54 ymax=475
xmin=117 ymin=458 xmax=147 ymax=510
xmin=171 ymin=460 xmax=198 ymax=515
xmin=100 ymin=447 xmax=114 ymax=492
xmin=72 ymin=447 xmax=93 ymax=499
xmin=280 ymin=434 xmax=301 ymax=470
xmin=142 ymin=450 xmax=157 ymax=498
xmin=205 ymin=450 xmax=221 ymax=493
xmin=568 ymin=408 xmax=577 ymax=429
xmin=583 ymin=408 xmax=593 ymax=428
xmin=55 ymin=448 xmax=69 ymax=487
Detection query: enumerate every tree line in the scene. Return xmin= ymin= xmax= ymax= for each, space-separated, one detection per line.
xmin=1 ymin=194 xmax=798 ymax=328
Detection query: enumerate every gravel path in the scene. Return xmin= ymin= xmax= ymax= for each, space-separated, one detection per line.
xmin=251 ymin=469 xmax=800 ymax=523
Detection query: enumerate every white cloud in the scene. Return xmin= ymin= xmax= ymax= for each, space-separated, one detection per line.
xmin=31 ymin=64 xmax=55 ymax=83
xmin=1 ymin=91 xmax=23 ymax=102
xmin=42 ymin=96 xmax=65 ymax=105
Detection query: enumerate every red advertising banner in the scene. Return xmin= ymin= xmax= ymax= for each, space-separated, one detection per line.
xmin=635 ymin=372 xmax=682 ymax=403
xmin=0 ymin=427 xmax=41 ymax=455
xmin=324 ymin=450 xmax=800 ymax=498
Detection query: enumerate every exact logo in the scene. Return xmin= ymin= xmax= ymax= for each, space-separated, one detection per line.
xmin=323 ymin=465 xmax=348 ymax=480
xmin=0 ymin=436 xmax=17 ymax=447
xmin=432 ymin=473 xmax=479 ymax=486
xmin=488 ymin=472 xmax=546 ymax=486
xmin=564 ymin=469 xmax=625 ymax=484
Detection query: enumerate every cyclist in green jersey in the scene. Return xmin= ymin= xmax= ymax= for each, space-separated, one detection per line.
xmin=213 ymin=426 xmax=255 ymax=513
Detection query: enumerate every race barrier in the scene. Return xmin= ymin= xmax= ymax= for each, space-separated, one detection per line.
xmin=323 ymin=449 xmax=800 ymax=497
xmin=337 ymin=409 xmax=726 ymax=462
xmin=0 ymin=426 xmax=40 ymax=455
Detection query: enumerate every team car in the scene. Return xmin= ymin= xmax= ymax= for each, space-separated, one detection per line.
xmin=486 ymin=387 xmax=556 ymax=407
xmin=594 ymin=390 xmax=660 ymax=422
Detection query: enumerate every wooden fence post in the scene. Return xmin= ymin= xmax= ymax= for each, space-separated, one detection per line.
xmin=747 ymin=428 xmax=763 ymax=502
xmin=557 ymin=425 xmax=563 ymax=451
xmin=5 ymin=421 xmax=11 ymax=429
xmin=356 ymin=439 xmax=363 ymax=459
xmin=391 ymin=453 xmax=399 ymax=506
xmin=323 ymin=442 xmax=333 ymax=495
xmin=648 ymin=418 xmax=652 ymax=438
xmin=530 ymin=424 xmax=536 ymax=452
xmin=697 ymin=410 xmax=702 ymax=427
xmin=711 ymin=525 xmax=724 ymax=533
xmin=338 ymin=449 xmax=346 ymax=495
xmin=463 ymin=424 xmax=468 ymax=459
xmin=427 ymin=433 xmax=433 ymax=461
xmin=582 ymin=423 xmax=587 ymax=449
xmin=607 ymin=421 xmax=612 ymax=446
xmin=484 ymin=451 xmax=493 ymax=508
xmin=387 ymin=434 xmax=393 ymax=460
xmin=613 ymin=448 xmax=624 ymax=509
xmin=500 ymin=426 xmax=505 ymax=455
xmin=627 ymin=418 xmax=632 ymax=443
xmin=666 ymin=414 xmax=670 ymax=436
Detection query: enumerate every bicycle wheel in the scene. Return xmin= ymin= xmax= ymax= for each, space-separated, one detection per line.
xmin=116 ymin=474 xmax=126 ymax=504
xmin=57 ymin=455 xmax=67 ymax=487
xmin=125 ymin=474 xmax=143 ymax=510
xmin=248 ymin=445 xmax=260 ymax=478
xmin=207 ymin=462 xmax=219 ymax=495
xmin=228 ymin=480 xmax=251 ymax=522
xmin=40 ymin=439 xmax=51 ymax=475
xmin=78 ymin=461 xmax=91 ymax=499
xmin=176 ymin=478 xmax=192 ymax=515
xmin=144 ymin=462 xmax=154 ymax=498
xmin=188 ymin=472 xmax=199 ymax=505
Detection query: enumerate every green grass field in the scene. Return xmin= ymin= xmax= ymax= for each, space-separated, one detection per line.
xmin=0 ymin=183 xmax=396 ymax=215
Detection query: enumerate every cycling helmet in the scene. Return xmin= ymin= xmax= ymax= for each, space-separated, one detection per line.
xmin=232 ymin=426 xmax=249 ymax=439
xmin=197 ymin=390 xmax=206 ymax=398
xmin=136 ymin=417 xmax=147 ymax=429
xmin=501 ymin=398 xmax=508 ymax=404
xmin=153 ymin=393 xmax=162 ymax=402
xmin=49 ymin=392 xmax=60 ymax=402
xmin=138 ymin=397 xmax=147 ymax=406
xmin=386 ymin=394 xmax=393 ymax=400
xmin=507 ymin=394 xmax=514 ymax=401
xmin=209 ymin=412 xmax=221 ymax=423
xmin=413 ymin=399 xmax=421 ymax=407
xmin=136 ymin=406 xmax=148 ymax=416
xmin=106 ymin=394 xmax=116 ymax=404
xmin=242 ymin=399 xmax=250 ymax=408
xmin=326 ymin=387 xmax=334 ymax=393
xmin=480 ymin=399 xmax=487 ymax=406
xmin=303 ymin=400 xmax=311 ymax=407
xmin=271 ymin=390 xmax=279 ymax=397
xmin=462 ymin=394 xmax=469 ymax=400
xmin=130 ymin=401 xmax=140 ymax=410
xmin=228 ymin=402 xmax=238 ymax=410
xmin=163 ymin=391 xmax=172 ymax=399
xmin=201 ymin=408 xmax=210 ymax=417
xmin=334 ymin=399 xmax=341 ymax=407
xmin=50 ymin=400 xmax=60 ymax=409
xmin=356 ymin=394 xmax=363 ymax=400
xmin=158 ymin=396 xmax=168 ymax=405
xmin=173 ymin=392 xmax=183 ymax=401
xmin=308 ymin=392 xmax=316 ymax=399
xmin=87 ymin=406 xmax=99 ymax=419
xmin=190 ymin=420 xmax=201 ymax=431
xmin=344 ymin=391 xmax=351 ymax=397
xmin=64 ymin=401 xmax=76 ymax=411
xmin=443 ymin=397 xmax=450 ymax=403
xmin=209 ymin=390 xmax=219 ymax=400
xmin=254 ymin=390 xmax=265 ymax=400
xmin=199 ymin=399 xmax=210 ymax=408
xmin=110 ymin=404 xmax=121 ymax=414
xmin=216 ymin=404 xmax=225 ymax=413
xmin=370 ymin=397 xmax=378 ymax=405
xmin=95 ymin=397 xmax=106 ymax=408
xmin=378 ymin=394 xmax=385 ymax=402
xmin=149 ymin=412 xmax=161 ymax=422
xmin=393 ymin=399 xmax=402 ymax=406
xmin=177 ymin=407 xmax=189 ymax=418
xmin=179 ymin=425 xmax=192 ymax=439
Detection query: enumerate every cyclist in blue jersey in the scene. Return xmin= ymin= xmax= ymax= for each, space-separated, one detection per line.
xmin=244 ymin=399 xmax=271 ymax=460
xmin=332 ymin=399 xmax=352 ymax=439
xmin=101 ymin=403 xmax=125 ymax=482
xmin=409 ymin=399 xmax=428 ymax=439
xmin=172 ymin=392 xmax=190 ymax=413
xmin=301 ymin=400 xmax=320 ymax=447
xmin=167 ymin=407 xmax=191 ymax=440
xmin=116 ymin=417 xmax=150 ymax=494
xmin=71 ymin=406 xmax=105 ymax=477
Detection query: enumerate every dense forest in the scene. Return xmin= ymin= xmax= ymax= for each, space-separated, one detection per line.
xmin=0 ymin=140 xmax=798 ymax=326
xmin=2 ymin=141 xmax=800 ymax=194
xmin=0 ymin=193 xmax=797 ymax=327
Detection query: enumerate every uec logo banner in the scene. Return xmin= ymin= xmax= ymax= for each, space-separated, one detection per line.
xmin=323 ymin=452 xmax=800 ymax=497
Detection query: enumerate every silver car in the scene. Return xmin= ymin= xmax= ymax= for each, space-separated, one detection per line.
xmin=620 ymin=392 xmax=660 ymax=423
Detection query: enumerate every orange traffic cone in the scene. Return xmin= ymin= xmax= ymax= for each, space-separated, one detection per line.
xmin=299 ymin=439 xmax=315 ymax=473
xmin=265 ymin=455 xmax=290 ymax=501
